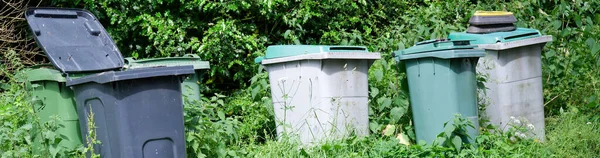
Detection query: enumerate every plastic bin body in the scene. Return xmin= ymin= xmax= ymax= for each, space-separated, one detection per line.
xmin=25 ymin=8 xmax=194 ymax=157
xmin=449 ymin=29 xmax=552 ymax=140
xmin=394 ymin=40 xmax=485 ymax=143
xmin=66 ymin=66 xmax=193 ymax=158
xmin=25 ymin=67 xmax=82 ymax=154
xmin=124 ymin=54 xmax=210 ymax=103
xmin=256 ymin=45 xmax=380 ymax=145
xmin=405 ymin=57 xmax=480 ymax=143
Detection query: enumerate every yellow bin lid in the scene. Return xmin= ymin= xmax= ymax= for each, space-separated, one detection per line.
xmin=469 ymin=11 xmax=517 ymax=25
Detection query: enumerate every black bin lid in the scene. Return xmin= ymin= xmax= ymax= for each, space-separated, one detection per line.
xmin=25 ymin=8 xmax=124 ymax=73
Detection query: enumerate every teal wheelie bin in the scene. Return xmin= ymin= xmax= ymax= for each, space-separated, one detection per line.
xmin=393 ymin=39 xmax=485 ymax=144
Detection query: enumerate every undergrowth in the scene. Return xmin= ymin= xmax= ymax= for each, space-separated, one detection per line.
xmin=232 ymin=110 xmax=598 ymax=158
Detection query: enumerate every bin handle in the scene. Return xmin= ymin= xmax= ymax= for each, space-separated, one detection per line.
xmin=29 ymin=63 xmax=54 ymax=69
xmin=31 ymin=98 xmax=43 ymax=105
xmin=31 ymin=97 xmax=45 ymax=112
xmin=183 ymin=54 xmax=200 ymax=58
xmin=255 ymin=56 xmax=264 ymax=64
xmin=415 ymin=39 xmax=448 ymax=46
xmin=123 ymin=57 xmax=135 ymax=65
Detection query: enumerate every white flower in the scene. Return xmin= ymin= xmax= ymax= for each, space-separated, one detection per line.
xmin=510 ymin=116 xmax=516 ymax=120
xmin=527 ymin=124 xmax=535 ymax=130
xmin=509 ymin=136 xmax=516 ymax=142
xmin=513 ymin=119 xmax=521 ymax=125
xmin=587 ymin=122 xmax=592 ymax=125
xmin=514 ymin=132 xmax=526 ymax=139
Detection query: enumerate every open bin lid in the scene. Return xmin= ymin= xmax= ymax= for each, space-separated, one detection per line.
xmin=124 ymin=54 xmax=210 ymax=70
xmin=448 ymin=28 xmax=553 ymax=50
xmin=255 ymin=45 xmax=380 ymax=64
xmin=393 ymin=39 xmax=485 ymax=61
xmin=24 ymin=8 xmax=124 ymax=73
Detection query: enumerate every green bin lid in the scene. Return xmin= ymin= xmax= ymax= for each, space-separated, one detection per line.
xmin=255 ymin=45 xmax=369 ymax=63
xmin=23 ymin=64 xmax=66 ymax=82
xmin=448 ymin=28 xmax=541 ymax=45
xmin=393 ymin=39 xmax=485 ymax=61
xmin=124 ymin=54 xmax=210 ymax=70
xmin=21 ymin=64 xmax=92 ymax=82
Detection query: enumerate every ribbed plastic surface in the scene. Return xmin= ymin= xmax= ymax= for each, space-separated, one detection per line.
xmin=24 ymin=8 xmax=124 ymax=73
xmin=258 ymin=45 xmax=380 ymax=145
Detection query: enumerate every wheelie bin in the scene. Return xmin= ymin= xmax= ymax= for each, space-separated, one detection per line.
xmin=449 ymin=12 xmax=552 ymax=140
xmin=25 ymin=8 xmax=193 ymax=157
xmin=393 ymin=39 xmax=485 ymax=144
xmin=23 ymin=64 xmax=82 ymax=155
xmin=255 ymin=45 xmax=380 ymax=145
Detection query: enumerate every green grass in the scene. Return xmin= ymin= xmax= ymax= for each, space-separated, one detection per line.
xmin=545 ymin=109 xmax=600 ymax=158
xmin=230 ymin=109 xmax=599 ymax=158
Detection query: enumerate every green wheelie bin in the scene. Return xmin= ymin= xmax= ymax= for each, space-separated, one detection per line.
xmin=393 ymin=39 xmax=485 ymax=144
xmin=23 ymin=64 xmax=83 ymax=155
xmin=124 ymin=54 xmax=210 ymax=103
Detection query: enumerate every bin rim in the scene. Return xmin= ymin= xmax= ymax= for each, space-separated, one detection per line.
xmin=448 ymin=28 xmax=545 ymax=45
xmin=255 ymin=45 xmax=372 ymax=63
xmin=476 ymin=35 xmax=553 ymax=50
xmin=124 ymin=54 xmax=210 ymax=70
xmin=396 ymin=39 xmax=477 ymax=55
xmin=394 ymin=49 xmax=485 ymax=61
xmin=23 ymin=66 xmax=66 ymax=82
xmin=259 ymin=52 xmax=381 ymax=65
xmin=66 ymin=66 xmax=194 ymax=86
xmin=393 ymin=39 xmax=485 ymax=61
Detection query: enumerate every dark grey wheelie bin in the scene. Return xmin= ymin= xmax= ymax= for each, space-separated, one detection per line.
xmin=25 ymin=8 xmax=192 ymax=158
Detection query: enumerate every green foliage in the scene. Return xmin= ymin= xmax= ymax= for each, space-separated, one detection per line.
xmin=82 ymin=109 xmax=100 ymax=158
xmin=235 ymin=111 xmax=600 ymax=157
xmin=434 ymin=114 xmax=476 ymax=152
xmin=182 ymin=68 xmax=275 ymax=157
xmin=184 ymin=94 xmax=241 ymax=157
xmin=0 ymin=50 xmax=34 ymax=157
xmin=34 ymin=116 xmax=77 ymax=157
xmin=0 ymin=85 xmax=34 ymax=157
xmin=224 ymin=91 xmax=275 ymax=144
xmin=545 ymin=108 xmax=600 ymax=158
xmin=0 ymin=50 xmax=85 ymax=157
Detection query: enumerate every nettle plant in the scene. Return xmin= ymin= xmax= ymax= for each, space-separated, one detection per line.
xmin=433 ymin=114 xmax=476 ymax=152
